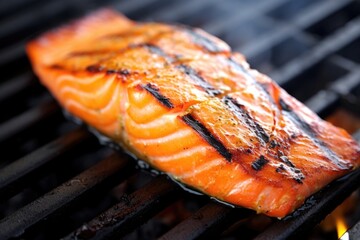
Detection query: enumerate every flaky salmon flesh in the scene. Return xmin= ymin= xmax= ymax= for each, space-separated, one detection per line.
xmin=26 ymin=9 xmax=360 ymax=218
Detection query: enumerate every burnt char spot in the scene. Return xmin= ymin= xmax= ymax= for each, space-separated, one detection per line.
xmin=182 ymin=114 xmax=232 ymax=161
xmin=279 ymin=162 xmax=304 ymax=184
xmin=251 ymin=155 xmax=269 ymax=171
xmin=279 ymin=98 xmax=347 ymax=169
xmin=294 ymin=178 xmax=303 ymax=184
xmin=269 ymin=140 xmax=278 ymax=148
xmin=279 ymin=156 xmax=295 ymax=168
xmin=177 ymin=65 xmax=222 ymax=96
xmin=280 ymin=99 xmax=315 ymax=136
xmin=277 ymin=154 xmax=305 ymax=184
xmin=106 ymin=69 xmax=131 ymax=75
xmin=223 ymin=96 xmax=270 ymax=145
xmin=86 ymin=65 xmax=131 ymax=76
xmin=86 ymin=65 xmax=104 ymax=72
xmin=49 ymin=64 xmax=64 ymax=70
xmin=279 ymin=99 xmax=292 ymax=112
xmin=141 ymin=43 xmax=173 ymax=62
xmin=179 ymin=26 xmax=225 ymax=53
xmin=276 ymin=164 xmax=285 ymax=173
xmin=142 ymin=83 xmax=174 ymax=109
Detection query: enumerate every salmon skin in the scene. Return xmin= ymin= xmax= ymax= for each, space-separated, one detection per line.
xmin=26 ymin=9 xmax=360 ymax=218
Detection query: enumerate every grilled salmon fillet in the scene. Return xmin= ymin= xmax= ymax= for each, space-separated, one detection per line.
xmin=26 ymin=9 xmax=360 ymax=218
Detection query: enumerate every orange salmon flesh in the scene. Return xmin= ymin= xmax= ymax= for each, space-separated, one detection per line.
xmin=26 ymin=9 xmax=360 ymax=218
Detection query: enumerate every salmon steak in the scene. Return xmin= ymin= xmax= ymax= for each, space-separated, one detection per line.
xmin=26 ymin=9 xmax=360 ymax=218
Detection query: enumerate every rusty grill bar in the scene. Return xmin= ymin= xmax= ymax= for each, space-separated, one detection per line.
xmin=0 ymin=0 xmax=360 ymax=239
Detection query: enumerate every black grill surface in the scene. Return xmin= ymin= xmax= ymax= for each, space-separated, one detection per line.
xmin=0 ymin=0 xmax=360 ymax=239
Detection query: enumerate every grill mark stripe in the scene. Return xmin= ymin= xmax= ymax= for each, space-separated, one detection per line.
xmin=182 ymin=114 xmax=232 ymax=161
xmin=279 ymin=155 xmax=295 ymax=168
xmin=227 ymin=57 xmax=271 ymax=92
xmin=143 ymin=43 xmax=173 ymax=62
xmin=278 ymin=155 xmax=305 ymax=183
xmin=143 ymin=83 xmax=174 ymax=109
xmin=223 ymin=96 xmax=270 ymax=145
xmin=144 ymin=44 xmax=222 ymax=96
xmin=251 ymin=155 xmax=269 ymax=171
xmin=178 ymin=26 xmax=224 ymax=53
xmin=176 ymin=64 xmax=222 ymax=96
xmin=279 ymin=99 xmax=347 ymax=169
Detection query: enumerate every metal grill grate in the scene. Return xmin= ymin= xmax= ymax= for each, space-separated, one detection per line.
xmin=0 ymin=0 xmax=359 ymax=239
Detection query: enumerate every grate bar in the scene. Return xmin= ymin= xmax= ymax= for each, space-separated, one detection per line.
xmin=330 ymin=67 xmax=360 ymax=96
xmin=353 ymin=129 xmax=360 ymax=143
xmin=0 ymin=72 xmax=34 ymax=102
xmin=0 ymin=0 xmax=116 ymax=69
xmin=242 ymin=0 xmax=352 ymax=57
xmin=0 ymin=128 xmax=89 ymax=200
xmin=0 ymin=153 xmax=133 ymax=239
xmin=293 ymin=0 xmax=352 ymax=29
xmin=159 ymin=203 xmax=251 ymax=240
xmin=331 ymin=68 xmax=360 ymax=115
xmin=0 ymin=1 xmax=41 ymax=25
xmin=0 ymin=1 xmax=71 ymax=45
xmin=142 ymin=0 xmax=217 ymax=22
xmin=0 ymin=41 xmax=26 ymax=69
xmin=123 ymin=0 xmax=184 ymax=21
xmin=0 ymin=101 xmax=58 ymax=143
xmin=272 ymin=17 xmax=360 ymax=85
xmin=204 ymin=0 xmax=287 ymax=35
xmin=240 ymin=17 xmax=299 ymax=57
xmin=64 ymin=175 xmax=178 ymax=240
xmin=113 ymin=0 xmax=161 ymax=15
xmin=304 ymin=90 xmax=338 ymax=118
xmin=0 ymin=0 xmax=39 ymax=17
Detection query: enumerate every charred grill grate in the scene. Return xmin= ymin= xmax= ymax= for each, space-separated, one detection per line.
xmin=0 ymin=0 xmax=360 ymax=239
